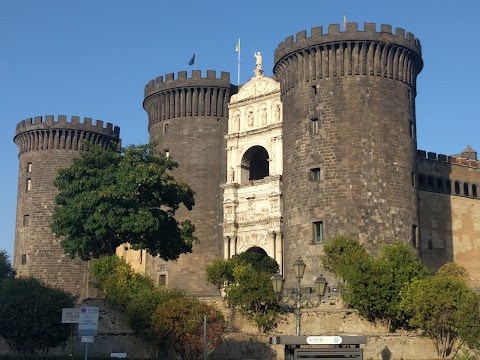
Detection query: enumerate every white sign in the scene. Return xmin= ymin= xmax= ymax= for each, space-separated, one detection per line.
xmin=81 ymin=336 xmax=94 ymax=343
xmin=78 ymin=307 xmax=99 ymax=334
xmin=62 ymin=308 xmax=80 ymax=323
xmin=306 ymin=336 xmax=342 ymax=345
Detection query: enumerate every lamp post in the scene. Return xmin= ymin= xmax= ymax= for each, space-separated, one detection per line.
xmin=271 ymin=257 xmax=327 ymax=336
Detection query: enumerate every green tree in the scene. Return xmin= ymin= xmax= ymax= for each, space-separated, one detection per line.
xmin=231 ymin=251 xmax=279 ymax=275
xmin=225 ymin=264 xmax=279 ymax=333
xmin=127 ymin=285 xmax=185 ymax=341
xmin=321 ymin=235 xmax=370 ymax=282
xmin=321 ymin=237 xmax=428 ymax=331
xmin=206 ymin=257 xmax=235 ymax=294
xmin=90 ymin=255 xmax=154 ymax=310
xmin=437 ymin=262 xmax=469 ymax=281
xmin=0 ymin=249 xmax=15 ymax=280
xmin=0 ymin=277 xmax=76 ymax=354
xmin=51 ymin=143 xmax=197 ymax=261
xmin=401 ymin=273 xmax=480 ymax=359
xmin=152 ymin=296 xmax=226 ymax=360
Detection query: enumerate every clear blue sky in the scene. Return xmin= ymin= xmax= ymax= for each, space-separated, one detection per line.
xmin=1 ymin=1 xmax=479 ymax=260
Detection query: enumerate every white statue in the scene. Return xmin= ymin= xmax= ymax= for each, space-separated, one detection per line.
xmin=254 ymin=52 xmax=264 ymax=77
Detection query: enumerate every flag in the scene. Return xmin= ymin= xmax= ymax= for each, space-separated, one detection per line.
xmin=188 ymin=52 xmax=196 ymax=66
xmin=343 ymin=13 xmax=347 ymax=30
xmin=235 ymin=39 xmax=240 ymax=53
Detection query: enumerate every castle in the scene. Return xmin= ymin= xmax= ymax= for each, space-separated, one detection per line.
xmin=13 ymin=22 xmax=480 ymax=298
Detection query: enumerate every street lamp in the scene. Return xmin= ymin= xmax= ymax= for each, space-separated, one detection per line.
xmin=271 ymin=257 xmax=328 ymax=336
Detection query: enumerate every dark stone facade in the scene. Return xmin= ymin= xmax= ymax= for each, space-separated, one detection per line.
xmin=143 ymin=70 xmax=235 ymax=295
xmin=273 ymin=23 xmax=424 ymax=286
xmin=13 ymin=115 xmax=120 ymax=297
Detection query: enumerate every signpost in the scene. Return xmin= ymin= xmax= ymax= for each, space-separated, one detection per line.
xmin=78 ymin=307 xmax=99 ymax=360
xmin=62 ymin=308 xmax=80 ymax=355
xmin=61 ymin=306 xmax=99 ymax=359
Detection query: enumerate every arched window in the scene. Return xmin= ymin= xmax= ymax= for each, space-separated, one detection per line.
xmin=436 ymin=178 xmax=444 ymax=192
xmin=240 ymin=146 xmax=269 ymax=182
xmin=472 ymin=184 xmax=478 ymax=198
xmin=445 ymin=179 xmax=452 ymax=193
xmin=463 ymin=183 xmax=469 ymax=196
xmin=455 ymin=181 xmax=460 ymax=195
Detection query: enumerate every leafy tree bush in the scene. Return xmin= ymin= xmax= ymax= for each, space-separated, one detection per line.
xmin=321 ymin=235 xmax=370 ymax=282
xmin=0 ymin=249 xmax=15 ymax=280
xmin=401 ymin=270 xmax=480 ymax=359
xmin=225 ymin=264 xmax=279 ymax=333
xmin=321 ymin=237 xmax=429 ymax=331
xmin=151 ymin=296 xmax=226 ymax=360
xmin=127 ymin=285 xmax=185 ymax=341
xmin=205 ymin=257 xmax=235 ymax=293
xmin=231 ymin=251 xmax=279 ymax=275
xmin=0 ymin=277 xmax=76 ymax=354
xmin=90 ymin=255 xmax=154 ymax=310
xmin=51 ymin=143 xmax=197 ymax=261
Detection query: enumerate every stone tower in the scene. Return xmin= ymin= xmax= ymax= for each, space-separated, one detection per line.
xmin=143 ymin=70 xmax=235 ymax=295
xmin=13 ymin=115 xmax=120 ymax=297
xmin=273 ymin=23 xmax=423 ymax=285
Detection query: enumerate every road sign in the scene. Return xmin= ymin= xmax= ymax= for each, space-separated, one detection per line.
xmin=78 ymin=307 xmax=99 ymax=337
xmin=62 ymin=308 xmax=80 ymax=323
xmin=306 ymin=336 xmax=342 ymax=345
xmin=81 ymin=336 xmax=94 ymax=343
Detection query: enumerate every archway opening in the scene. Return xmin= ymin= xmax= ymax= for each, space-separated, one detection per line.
xmin=241 ymin=146 xmax=269 ymax=182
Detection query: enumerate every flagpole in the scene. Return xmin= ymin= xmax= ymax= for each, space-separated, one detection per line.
xmin=237 ymin=39 xmax=241 ymax=86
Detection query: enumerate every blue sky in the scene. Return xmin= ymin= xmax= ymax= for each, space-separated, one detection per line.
xmin=1 ymin=1 xmax=479 ymax=260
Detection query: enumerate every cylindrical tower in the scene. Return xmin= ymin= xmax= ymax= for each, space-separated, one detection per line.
xmin=13 ymin=115 xmax=121 ymax=297
xmin=143 ymin=70 xmax=235 ymax=296
xmin=273 ymin=23 xmax=423 ymax=284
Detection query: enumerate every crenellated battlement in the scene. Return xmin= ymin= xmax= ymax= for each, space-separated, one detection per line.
xmin=144 ymin=71 xmax=234 ymax=129
xmin=273 ymin=22 xmax=423 ymax=95
xmin=275 ymin=22 xmax=421 ymax=62
xmin=14 ymin=115 xmax=120 ymax=154
xmin=145 ymin=70 xmax=231 ymax=99
xmin=15 ymin=115 xmax=120 ymax=137
xmin=417 ymin=150 xmax=480 ymax=170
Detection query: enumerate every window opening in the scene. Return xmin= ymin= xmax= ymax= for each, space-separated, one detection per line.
xmin=27 ymin=163 xmax=32 ymax=173
xmin=310 ymin=168 xmax=321 ymax=181
xmin=463 ymin=183 xmax=469 ymax=196
xmin=310 ymin=117 xmax=319 ymax=135
xmin=313 ymin=221 xmax=324 ymax=243
xmin=21 ymin=254 xmax=27 ymax=265
xmin=23 ymin=215 xmax=30 ymax=227
xmin=412 ymin=225 xmax=418 ymax=247
xmin=436 ymin=178 xmax=443 ymax=192
xmin=159 ymin=274 xmax=167 ymax=286
xmin=455 ymin=181 xmax=460 ymax=195
xmin=26 ymin=179 xmax=32 ymax=191
xmin=472 ymin=184 xmax=477 ymax=198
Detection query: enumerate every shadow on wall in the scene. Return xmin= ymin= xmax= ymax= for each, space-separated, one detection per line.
xmin=381 ymin=346 xmax=392 ymax=360
xmin=211 ymin=337 xmax=277 ymax=360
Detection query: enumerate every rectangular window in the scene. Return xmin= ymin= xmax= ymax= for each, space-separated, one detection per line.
xmin=23 ymin=215 xmax=30 ymax=227
xmin=411 ymin=172 xmax=415 ymax=187
xmin=164 ymin=123 xmax=169 ymax=133
xmin=310 ymin=117 xmax=319 ymax=135
xmin=312 ymin=85 xmax=317 ymax=95
xmin=412 ymin=225 xmax=418 ymax=247
xmin=313 ymin=221 xmax=324 ymax=243
xmin=27 ymin=163 xmax=32 ymax=173
xmin=164 ymin=149 xmax=170 ymax=158
xmin=21 ymin=254 xmax=27 ymax=265
xmin=310 ymin=168 xmax=321 ymax=182
xmin=26 ymin=179 xmax=32 ymax=191
xmin=159 ymin=274 xmax=167 ymax=286
xmin=409 ymin=122 xmax=414 ymax=138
